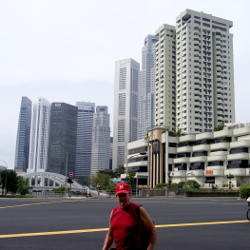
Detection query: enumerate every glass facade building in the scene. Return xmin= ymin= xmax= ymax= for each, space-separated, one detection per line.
xmin=91 ymin=106 xmax=110 ymax=174
xmin=47 ymin=103 xmax=78 ymax=176
xmin=27 ymin=98 xmax=51 ymax=173
xmin=14 ymin=97 xmax=32 ymax=172
xmin=75 ymin=101 xmax=95 ymax=178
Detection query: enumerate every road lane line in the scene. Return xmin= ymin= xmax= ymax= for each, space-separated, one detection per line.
xmin=155 ymin=220 xmax=249 ymax=228
xmin=0 ymin=228 xmax=109 ymax=238
xmin=0 ymin=200 xmax=83 ymax=209
xmin=0 ymin=220 xmax=248 ymax=239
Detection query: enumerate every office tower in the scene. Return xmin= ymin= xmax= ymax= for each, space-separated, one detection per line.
xmin=75 ymin=101 xmax=95 ymax=178
xmin=91 ymin=106 xmax=110 ymax=174
xmin=154 ymin=24 xmax=176 ymax=130
xmin=14 ymin=97 xmax=32 ymax=172
xmin=175 ymin=9 xmax=235 ymax=133
xmin=27 ymin=98 xmax=50 ymax=173
xmin=47 ymin=103 xmax=78 ymax=176
xmin=113 ymin=58 xmax=140 ymax=169
xmin=138 ymin=35 xmax=159 ymax=139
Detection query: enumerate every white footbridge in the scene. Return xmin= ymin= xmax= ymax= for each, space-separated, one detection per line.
xmin=21 ymin=172 xmax=86 ymax=192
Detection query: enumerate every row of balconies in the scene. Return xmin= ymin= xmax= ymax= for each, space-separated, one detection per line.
xmin=174 ymin=140 xmax=250 ymax=154
xmin=167 ymin=127 xmax=250 ymax=147
xmin=170 ymin=168 xmax=249 ymax=177
xmin=172 ymin=152 xmax=250 ymax=164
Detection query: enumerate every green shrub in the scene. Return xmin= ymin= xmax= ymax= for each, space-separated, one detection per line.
xmin=186 ymin=190 xmax=239 ymax=197
xmin=153 ymin=183 xmax=169 ymax=189
xmin=239 ymin=184 xmax=250 ymax=199
xmin=169 ymin=183 xmax=178 ymax=188
xmin=0 ymin=195 xmax=36 ymax=198
xmin=178 ymin=181 xmax=186 ymax=189
xmin=185 ymin=180 xmax=200 ymax=189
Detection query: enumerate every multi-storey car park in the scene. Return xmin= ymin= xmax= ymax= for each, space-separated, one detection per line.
xmin=126 ymin=123 xmax=250 ymax=189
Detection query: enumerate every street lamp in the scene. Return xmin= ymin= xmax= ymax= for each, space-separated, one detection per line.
xmin=126 ymin=152 xmax=147 ymax=175
xmin=168 ymin=171 xmax=174 ymax=186
xmin=226 ymin=173 xmax=234 ymax=191
xmin=0 ymin=160 xmax=8 ymax=195
xmin=126 ymin=152 xmax=147 ymax=195
xmin=147 ymin=130 xmax=155 ymax=196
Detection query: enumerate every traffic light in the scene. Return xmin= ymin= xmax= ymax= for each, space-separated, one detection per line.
xmin=66 ymin=177 xmax=73 ymax=183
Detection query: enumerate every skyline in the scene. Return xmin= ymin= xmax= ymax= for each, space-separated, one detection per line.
xmin=1 ymin=0 xmax=250 ymax=169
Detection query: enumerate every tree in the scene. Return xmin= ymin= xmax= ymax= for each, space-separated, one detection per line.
xmin=87 ymin=173 xmax=114 ymax=190
xmin=98 ymin=169 xmax=116 ymax=178
xmin=17 ymin=177 xmax=30 ymax=195
xmin=114 ymin=165 xmax=125 ymax=178
xmin=98 ymin=166 xmax=125 ymax=179
xmin=126 ymin=171 xmax=136 ymax=190
xmin=213 ymin=123 xmax=224 ymax=131
xmin=185 ymin=180 xmax=200 ymax=189
xmin=169 ymin=126 xmax=186 ymax=137
xmin=0 ymin=170 xmax=19 ymax=194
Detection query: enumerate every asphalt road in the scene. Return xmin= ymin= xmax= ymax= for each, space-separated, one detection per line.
xmin=0 ymin=197 xmax=249 ymax=250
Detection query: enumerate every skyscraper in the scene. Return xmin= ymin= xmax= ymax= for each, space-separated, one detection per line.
xmin=75 ymin=101 xmax=95 ymax=178
xmin=113 ymin=58 xmax=140 ymax=169
xmin=47 ymin=103 xmax=78 ymax=176
xmin=138 ymin=35 xmax=159 ymax=139
xmin=91 ymin=106 xmax=110 ymax=174
xmin=154 ymin=9 xmax=235 ymax=134
xmin=27 ymin=98 xmax=50 ymax=173
xmin=14 ymin=97 xmax=32 ymax=172
xmin=175 ymin=9 xmax=235 ymax=133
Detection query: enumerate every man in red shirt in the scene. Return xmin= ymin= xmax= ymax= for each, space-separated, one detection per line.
xmin=102 ymin=182 xmax=157 ymax=250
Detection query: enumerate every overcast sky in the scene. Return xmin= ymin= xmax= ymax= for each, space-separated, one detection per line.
xmin=1 ymin=0 xmax=250 ymax=169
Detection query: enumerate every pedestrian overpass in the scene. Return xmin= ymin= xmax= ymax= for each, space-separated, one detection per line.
xmin=22 ymin=172 xmax=86 ymax=192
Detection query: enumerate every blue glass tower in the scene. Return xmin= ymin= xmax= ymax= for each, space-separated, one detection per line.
xmin=14 ymin=97 xmax=32 ymax=172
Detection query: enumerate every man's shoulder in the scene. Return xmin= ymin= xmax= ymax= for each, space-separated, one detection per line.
xmin=130 ymin=202 xmax=141 ymax=210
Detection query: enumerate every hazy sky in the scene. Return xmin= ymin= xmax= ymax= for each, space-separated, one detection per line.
xmin=1 ymin=0 xmax=250 ymax=169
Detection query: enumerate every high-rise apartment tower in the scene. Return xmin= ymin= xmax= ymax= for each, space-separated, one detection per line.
xmin=155 ymin=24 xmax=176 ymax=130
xmin=175 ymin=9 xmax=235 ymax=133
xmin=155 ymin=9 xmax=235 ymax=133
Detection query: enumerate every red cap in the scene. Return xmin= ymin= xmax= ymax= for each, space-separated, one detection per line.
xmin=115 ymin=182 xmax=130 ymax=195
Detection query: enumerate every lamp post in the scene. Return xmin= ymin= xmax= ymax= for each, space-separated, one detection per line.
xmin=146 ymin=132 xmax=155 ymax=197
xmin=0 ymin=160 xmax=8 ymax=195
xmin=126 ymin=152 xmax=147 ymax=195
xmin=226 ymin=173 xmax=234 ymax=191
xmin=126 ymin=152 xmax=147 ymax=175
xmin=168 ymin=171 xmax=174 ymax=186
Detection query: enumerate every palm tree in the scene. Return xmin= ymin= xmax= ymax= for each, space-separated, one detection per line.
xmin=213 ymin=123 xmax=224 ymax=131
xmin=169 ymin=126 xmax=186 ymax=137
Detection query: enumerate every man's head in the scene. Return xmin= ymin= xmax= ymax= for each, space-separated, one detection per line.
xmin=115 ymin=182 xmax=131 ymax=208
xmin=115 ymin=182 xmax=130 ymax=195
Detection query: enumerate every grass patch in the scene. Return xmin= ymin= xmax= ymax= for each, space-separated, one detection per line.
xmin=0 ymin=195 xmax=36 ymax=198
